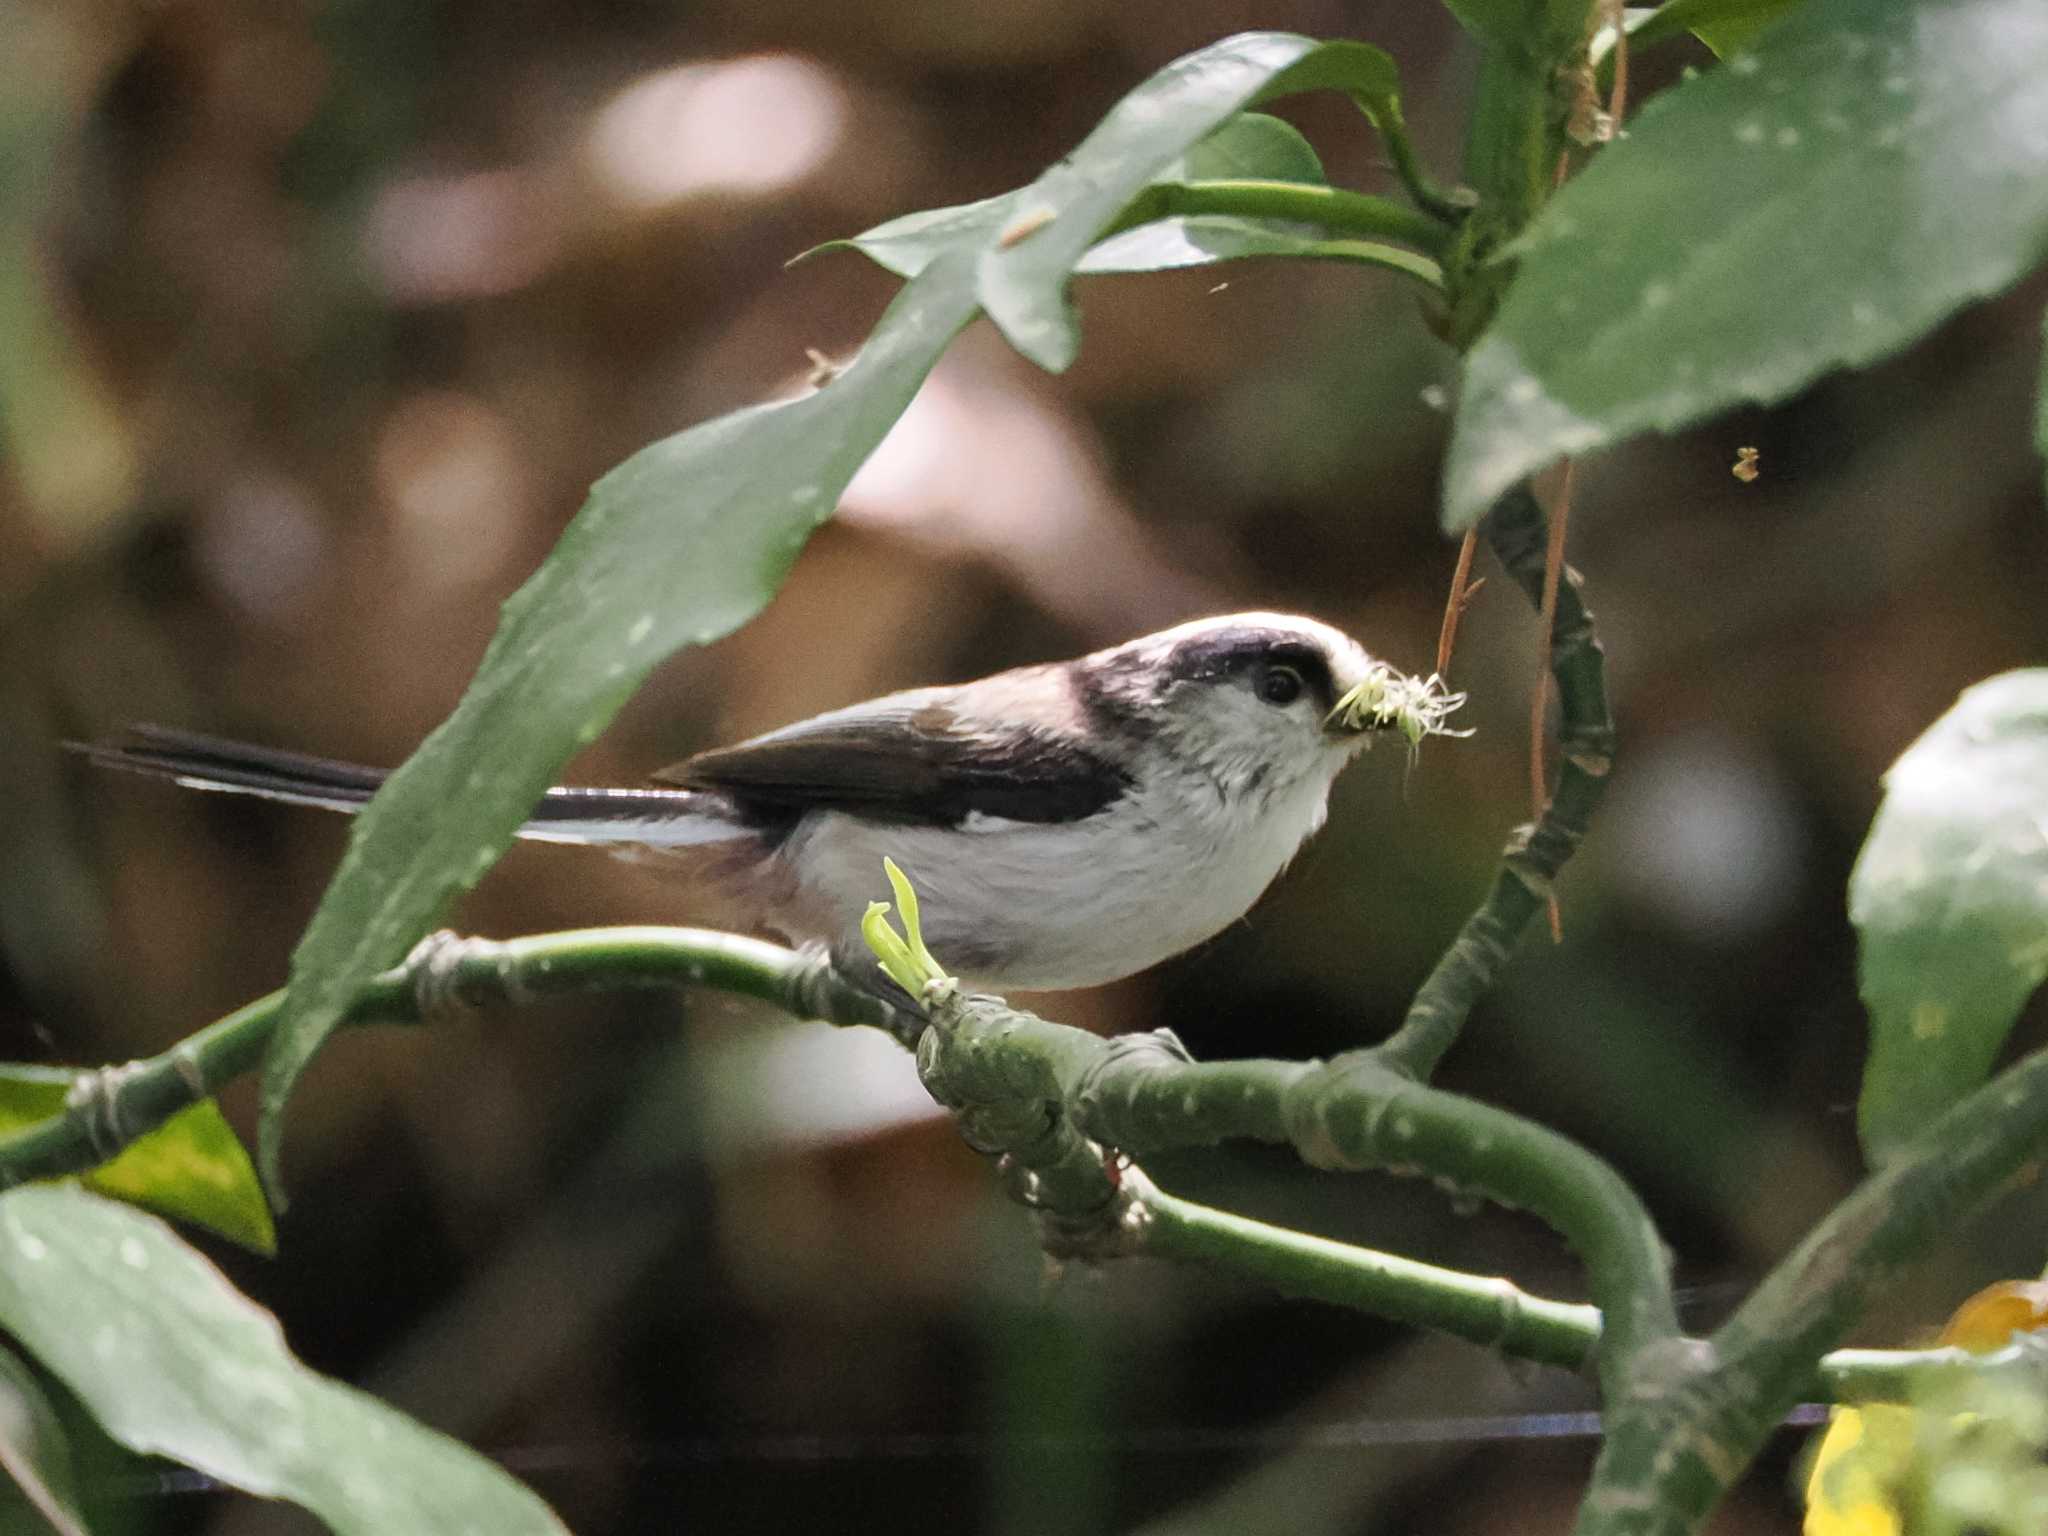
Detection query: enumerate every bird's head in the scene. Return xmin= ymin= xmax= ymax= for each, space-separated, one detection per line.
xmin=1078 ymin=613 xmax=1386 ymax=798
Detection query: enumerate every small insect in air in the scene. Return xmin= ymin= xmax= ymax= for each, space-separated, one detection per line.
xmin=1732 ymin=446 xmax=1761 ymax=483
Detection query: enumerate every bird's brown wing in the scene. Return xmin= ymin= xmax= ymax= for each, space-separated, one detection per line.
xmin=653 ymin=686 xmax=1130 ymax=828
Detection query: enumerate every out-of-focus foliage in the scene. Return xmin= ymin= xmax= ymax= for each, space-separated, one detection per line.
xmin=0 ymin=1184 xmax=568 ymax=1534
xmin=1805 ymin=1280 xmax=2048 ymax=1536
xmin=1447 ymin=0 xmax=2048 ymax=528
xmin=0 ymin=1343 xmax=88 ymax=1536
xmin=1630 ymin=0 xmax=1807 ymax=55
xmin=0 ymin=1066 xmax=273 ymax=1252
xmin=1849 ymin=672 xmax=2048 ymax=1164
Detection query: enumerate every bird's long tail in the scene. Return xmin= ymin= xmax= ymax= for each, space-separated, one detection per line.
xmin=69 ymin=726 xmax=748 ymax=848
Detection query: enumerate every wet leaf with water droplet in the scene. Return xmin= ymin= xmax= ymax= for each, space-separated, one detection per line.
xmin=1849 ymin=670 xmax=2048 ymax=1164
xmin=1445 ymin=0 xmax=2048 ymax=530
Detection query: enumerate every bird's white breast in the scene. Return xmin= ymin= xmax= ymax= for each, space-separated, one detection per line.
xmin=773 ymin=758 xmax=1340 ymax=990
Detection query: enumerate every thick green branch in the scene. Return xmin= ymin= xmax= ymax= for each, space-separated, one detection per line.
xmin=1376 ymin=483 xmax=1613 ymax=1079
xmin=1575 ymin=1045 xmax=2048 ymax=1535
xmin=0 ymin=927 xmax=909 ymax=1190
xmin=7 ymin=924 xmax=2035 ymax=1418
xmin=915 ymin=997 xmax=1675 ymax=1398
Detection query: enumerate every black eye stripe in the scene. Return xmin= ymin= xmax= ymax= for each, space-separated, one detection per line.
xmin=1163 ymin=632 xmax=1337 ymax=714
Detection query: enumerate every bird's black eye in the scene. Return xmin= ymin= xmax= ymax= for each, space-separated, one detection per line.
xmin=1257 ymin=665 xmax=1305 ymax=706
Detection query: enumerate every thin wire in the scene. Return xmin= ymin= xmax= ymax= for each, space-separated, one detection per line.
xmin=98 ymin=1405 xmax=1833 ymax=1495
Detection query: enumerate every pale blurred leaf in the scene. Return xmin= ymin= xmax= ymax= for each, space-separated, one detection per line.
xmin=1850 ymin=670 xmax=2048 ymax=1163
xmin=0 ymin=1185 xmax=565 ymax=1535
xmin=0 ymin=1345 xmax=87 ymax=1536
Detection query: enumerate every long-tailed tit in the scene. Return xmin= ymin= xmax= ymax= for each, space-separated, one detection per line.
xmin=77 ymin=614 xmax=1407 ymax=992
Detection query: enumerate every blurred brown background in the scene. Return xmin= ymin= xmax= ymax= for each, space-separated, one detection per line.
xmin=4 ymin=0 xmax=2047 ymax=1531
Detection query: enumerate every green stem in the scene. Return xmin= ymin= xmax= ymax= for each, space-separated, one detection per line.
xmin=1137 ymin=1172 xmax=1599 ymax=1370
xmin=1113 ymin=178 xmax=1451 ymax=257
xmin=0 ymin=927 xmax=911 ymax=1190
xmin=1376 ymin=483 xmax=1613 ymax=1079
xmin=1357 ymin=91 xmax=1470 ymax=224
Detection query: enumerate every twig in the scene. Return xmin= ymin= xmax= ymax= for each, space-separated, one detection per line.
xmin=1605 ymin=0 xmax=1631 ymax=129
xmin=1531 ymin=464 xmax=1573 ymax=942
xmin=1376 ymin=484 xmax=1612 ymax=1080
xmin=1434 ymin=528 xmax=1483 ymax=675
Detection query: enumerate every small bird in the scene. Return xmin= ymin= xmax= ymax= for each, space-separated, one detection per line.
xmin=77 ymin=614 xmax=1397 ymax=993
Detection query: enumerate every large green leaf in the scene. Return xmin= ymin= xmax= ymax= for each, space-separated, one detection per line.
xmin=0 ymin=1185 xmax=565 ymax=1534
xmin=1077 ymin=218 xmax=1440 ymax=285
xmin=1849 ymin=671 xmax=2048 ymax=1164
xmin=0 ymin=1345 xmax=86 ymax=1536
xmin=1443 ymin=0 xmax=2048 ymax=530
xmin=973 ymin=34 xmax=1401 ymax=370
xmin=260 ymin=250 xmax=979 ymax=1194
xmin=821 ymin=111 xmax=1329 ymax=282
xmin=261 ymin=31 xmax=1416 ymax=1197
xmin=0 ymin=1067 xmax=273 ymax=1254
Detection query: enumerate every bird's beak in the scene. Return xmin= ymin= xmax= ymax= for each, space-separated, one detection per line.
xmin=1323 ymin=679 xmax=1385 ymax=738
xmin=1322 ymin=704 xmax=1377 ymax=740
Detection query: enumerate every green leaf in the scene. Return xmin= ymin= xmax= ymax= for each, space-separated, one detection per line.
xmin=974 ymin=34 xmax=1400 ymax=369
xmin=1073 ymin=117 xmax=1442 ymax=287
xmin=1629 ymin=0 xmax=1807 ymax=55
xmin=261 ymin=251 xmax=981 ymax=1198
xmin=1077 ymin=218 xmax=1441 ymax=285
xmin=1849 ymin=671 xmax=2048 ymax=1164
xmin=820 ymin=110 xmax=1327 ymax=281
xmin=0 ymin=1345 xmax=88 ymax=1536
xmin=1443 ymin=0 xmax=2048 ymax=531
xmin=0 ymin=1068 xmax=274 ymax=1255
xmin=0 ymin=1185 xmax=566 ymax=1534
xmin=1167 ymin=111 xmax=1326 ymax=184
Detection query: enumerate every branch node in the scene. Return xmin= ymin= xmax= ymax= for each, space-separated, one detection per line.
xmin=1071 ymin=1029 xmax=1194 ymax=1143
xmin=171 ymin=1041 xmax=209 ymax=1099
xmin=1479 ymin=1275 xmax=1525 ymax=1349
xmin=406 ymin=930 xmax=491 ymax=1018
xmin=63 ymin=1061 xmax=151 ymax=1160
xmin=1039 ymin=1163 xmax=1155 ymax=1262
xmin=1282 ymin=1053 xmax=1407 ymax=1171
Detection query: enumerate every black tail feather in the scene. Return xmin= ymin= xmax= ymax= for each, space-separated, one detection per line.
xmin=67 ymin=726 xmax=387 ymax=808
xmin=68 ymin=724 xmax=728 ymax=844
